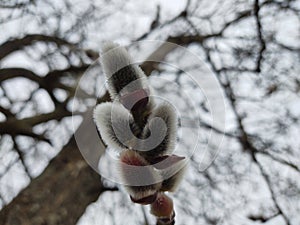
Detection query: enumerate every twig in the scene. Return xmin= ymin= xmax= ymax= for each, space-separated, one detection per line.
xmin=254 ymin=0 xmax=266 ymax=73
xmin=141 ymin=206 xmax=150 ymax=225
xmin=12 ymin=138 xmax=32 ymax=180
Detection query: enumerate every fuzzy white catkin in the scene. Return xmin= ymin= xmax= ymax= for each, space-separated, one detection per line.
xmin=119 ymin=150 xmax=162 ymax=200
xmin=141 ymin=102 xmax=178 ymax=157
xmin=159 ymin=157 xmax=187 ymax=192
xmin=93 ymin=102 xmax=139 ymax=151
xmin=100 ymin=41 xmax=149 ymax=100
xmin=100 ymin=42 xmax=133 ymax=78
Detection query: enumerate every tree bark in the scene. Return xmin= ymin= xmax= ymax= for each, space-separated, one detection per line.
xmin=0 ymin=110 xmax=106 ymax=225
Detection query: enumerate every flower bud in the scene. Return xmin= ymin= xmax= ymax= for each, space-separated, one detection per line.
xmin=150 ymin=155 xmax=187 ymax=192
xmin=93 ymin=102 xmax=140 ymax=150
xmin=150 ymin=192 xmax=175 ymax=224
xmin=100 ymin=42 xmax=151 ymax=106
xmin=120 ymin=88 xmax=150 ymax=112
xmin=119 ymin=150 xmax=162 ymax=204
xmin=141 ymin=103 xmax=177 ymax=159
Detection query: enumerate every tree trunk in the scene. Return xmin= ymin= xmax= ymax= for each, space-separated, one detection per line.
xmin=0 ymin=110 xmax=106 ymax=225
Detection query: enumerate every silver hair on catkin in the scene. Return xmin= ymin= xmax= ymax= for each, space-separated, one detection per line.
xmin=100 ymin=42 xmax=149 ymax=101
xmin=140 ymin=103 xmax=178 ymax=159
xmin=93 ymin=102 xmax=140 ymax=150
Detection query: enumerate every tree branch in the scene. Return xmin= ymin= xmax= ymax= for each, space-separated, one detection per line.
xmin=254 ymin=0 xmax=266 ymax=73
xmin=0 ymin=68 xmax=42 ymax=84
xmin=0 ymin=34 xmax=76 ymax=60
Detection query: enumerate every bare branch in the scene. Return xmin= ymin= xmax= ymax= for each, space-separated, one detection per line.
xmin=0 ymin=106 xmax=14 ymax=118
xmin=254 ymin=0 xmax=266 ymax=73
xmin=0 ymin=34 xmax=76 ymax=60
xmin=253 ymin=154 xmax=292 ymax=225
xmin=0 ymin=120 xmax=51 ymax=144
xmin=0 ymin=68 xmax=42 ymax=84
xmin=12 ymin=138 xmax=32 ymax=179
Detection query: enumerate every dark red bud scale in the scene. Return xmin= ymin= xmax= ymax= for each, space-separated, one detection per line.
xmin=120 ymin=88 xmax=149 ymax=111
xmin=120 ymin=150 xmax=148 ymax=166
xmin=130 ymin=192 xmax=158 ymax=205
xmin=150 ymin=193 xmax=174 ymax=219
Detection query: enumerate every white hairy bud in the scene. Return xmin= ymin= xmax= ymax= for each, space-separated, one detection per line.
xmin=141 ymin=103 xmax=177 ymax=158
xmin=100 ymin=42 xmax=150 ymax=106
xmin=150 ymin=192 xmax=175 ymax=224
xmin=119 ymin=150 xmax=162 ymax=204
xmin=150 ymin=155 xmax=187 ymax=192
xmin=93 ymin=102 xmax=140 ymax=150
